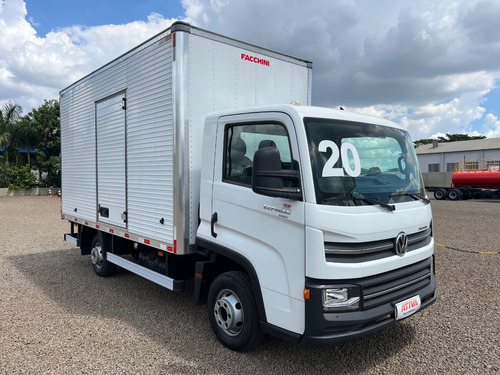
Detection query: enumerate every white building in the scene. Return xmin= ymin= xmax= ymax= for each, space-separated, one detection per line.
xmin=415 ymin=138 xmax=500 ymax=187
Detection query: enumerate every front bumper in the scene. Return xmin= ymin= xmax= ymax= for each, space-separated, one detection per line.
xmin=301 ymin=256 xmax=437 ymax=347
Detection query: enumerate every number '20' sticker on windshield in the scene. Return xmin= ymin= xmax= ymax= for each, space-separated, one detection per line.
xmin=319 ymin=140 xmax=361 ymax=177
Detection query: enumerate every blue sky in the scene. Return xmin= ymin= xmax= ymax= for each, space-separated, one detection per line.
xmin=25 ymin=0 xmax=185 ymax=36
xmin=2 ymin=0 xmax=500 ymax=140
xmin=472 ymin=87 xmax=500 ymax=131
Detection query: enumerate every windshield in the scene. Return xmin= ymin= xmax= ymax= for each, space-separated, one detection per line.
xmin=304 ymin=117 xmax=425 ymax=206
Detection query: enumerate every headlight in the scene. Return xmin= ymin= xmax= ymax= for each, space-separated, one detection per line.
xmin=322 ymin=287 xmax=360 ymax=311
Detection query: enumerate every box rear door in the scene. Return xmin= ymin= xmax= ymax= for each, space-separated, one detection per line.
xmin=96 ymin=92 xmax=127 ymax=227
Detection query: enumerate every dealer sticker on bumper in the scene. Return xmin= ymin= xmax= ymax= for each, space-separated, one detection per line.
xmin=395 ymin=295 xmax=421 ymax=320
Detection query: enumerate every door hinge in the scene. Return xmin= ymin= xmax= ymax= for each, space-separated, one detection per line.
xmin=121 ymin=211 xmax=128 ymax=223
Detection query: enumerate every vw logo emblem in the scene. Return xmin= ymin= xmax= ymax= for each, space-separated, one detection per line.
xmin=395 ymin=232 xmax=408 ymax=256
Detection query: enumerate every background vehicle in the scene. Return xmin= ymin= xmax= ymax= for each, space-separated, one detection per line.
xmin=428 ymin=159 xmax=500 ymax=200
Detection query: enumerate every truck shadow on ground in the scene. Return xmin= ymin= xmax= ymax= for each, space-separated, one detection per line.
xmin=9 ymin=248 xmax=417 ymax=374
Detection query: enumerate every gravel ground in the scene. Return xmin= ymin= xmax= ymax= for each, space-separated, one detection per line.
xmin=1 ymin=196 xmax=499 ymax=374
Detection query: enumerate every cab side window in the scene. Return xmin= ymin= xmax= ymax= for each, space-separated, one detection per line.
xmin=224 ymin=123 xmax=291 ymax=187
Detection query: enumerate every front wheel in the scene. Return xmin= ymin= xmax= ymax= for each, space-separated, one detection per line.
xmin=207 ymin=271 xmax=264 ymax=351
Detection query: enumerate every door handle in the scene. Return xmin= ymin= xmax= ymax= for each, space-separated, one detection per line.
xmin=211 ymin=212 xmax=218 ymax=238
xmin=98 ymin=205 xmax=109 ymax=218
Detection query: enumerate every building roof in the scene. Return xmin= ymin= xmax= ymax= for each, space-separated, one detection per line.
xmin=415 ymin=138 xmax=500 ymax=155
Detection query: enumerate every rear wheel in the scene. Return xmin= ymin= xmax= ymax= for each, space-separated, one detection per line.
xmin=90 ymin=232 xmax=116 ymax=277
xmin=207 ymin=271 xmax=264 ymax=351
xmin=448 ymin=189 xmax=462 ymax=201
xmin=433 ymin=189 xmax=448 ymax=200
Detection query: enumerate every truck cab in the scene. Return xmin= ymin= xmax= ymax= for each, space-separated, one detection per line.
xmin=197 ymin=104 xmax=436 ymax=349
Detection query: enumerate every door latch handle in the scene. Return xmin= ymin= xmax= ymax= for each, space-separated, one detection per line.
xmin=98 ymin=205 xmax=109 ymax=218
xmin=211 ymin=212 xmax=218 ymax=238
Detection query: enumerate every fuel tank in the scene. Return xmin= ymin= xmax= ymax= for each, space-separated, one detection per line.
xmin=452 ymin=170 xmax=500 ymax=189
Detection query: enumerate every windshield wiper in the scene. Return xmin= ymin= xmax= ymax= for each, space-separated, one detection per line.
xmin=323 ymin=185 xmax=357 ymax=205
xmin=323 ymin=192 xmax=396 ymax=211
xmin=390 ymin=192 xmax=430 ymax=204
xmin=351 ymin=192 xmax=396 ymax=211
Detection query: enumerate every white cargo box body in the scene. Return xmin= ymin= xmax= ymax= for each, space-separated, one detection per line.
xmin=61 ymin=22 xmax=312 ymax=255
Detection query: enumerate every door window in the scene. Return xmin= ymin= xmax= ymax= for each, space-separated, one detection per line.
xmin=224 ymin=123 xmax=292 ymax=186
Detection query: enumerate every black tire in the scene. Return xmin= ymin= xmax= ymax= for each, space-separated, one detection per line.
xmin=90 ymin=232 xmax=116 ymax=277
xmin=448 ymin=189 xmax=462 ymax=201
xmin=434 ymin=189 xmax=448 ymax=200
xmin=207 ymin=271 xmax=264 ymax=351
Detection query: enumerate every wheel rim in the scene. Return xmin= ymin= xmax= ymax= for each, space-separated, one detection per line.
xmin=435 ymin=190 xmax=444 ymax=199
xmin=91 ymin=242 xmax=104 ymax=270
xmin=214 ymin=288 xmax=244 ymax=336
xmin=449 ymin=191 xmax=457 ymax=199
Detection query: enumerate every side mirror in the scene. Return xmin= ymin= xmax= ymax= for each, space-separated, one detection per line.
xmin=252 ymin=147 xmax=302 ymax=200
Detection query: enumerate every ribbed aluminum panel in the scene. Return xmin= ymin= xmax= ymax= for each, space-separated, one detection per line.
xmin=61 ymin=84 xmax=97 ymax=222
xmin=126 ymin=39 xmax=174 ymax=244
xmin=61 ymin=31 xmax=174 ymax=244
xmin=96 ymin=93 xmax=126 ymax=227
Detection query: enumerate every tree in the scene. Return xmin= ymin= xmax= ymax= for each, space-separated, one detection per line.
xmin=0 ymin=100 xmax=23 ymax=166
xmin=0 ymin=155 xmax=8 ymax=187
xmin=446 ymin=134 xmax=486 ymax=142
xmin=414 ymin=133 xmax=487 ymax=147
xmin=31 ymin=99 xmax=61 ymax=186
xmin=15 ymin=113 xmax=43 ymax=169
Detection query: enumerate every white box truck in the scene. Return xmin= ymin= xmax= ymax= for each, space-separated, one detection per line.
xmin=61 ymin=21 xmax=436 ymax=351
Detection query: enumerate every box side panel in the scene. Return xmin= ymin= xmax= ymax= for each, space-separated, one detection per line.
xmin=61 ymin=33 xmax=174 ymax=244
xmin=127 ymin=39 xmax=174 ymax=244
xmin=61 ymin=84 xmax=97 ymax=221
xmin=182 ymin=33 xmax=311 ymax=246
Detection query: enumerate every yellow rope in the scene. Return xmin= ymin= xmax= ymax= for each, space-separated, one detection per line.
xmin=435 ymin=242 xmax=498 ymax=255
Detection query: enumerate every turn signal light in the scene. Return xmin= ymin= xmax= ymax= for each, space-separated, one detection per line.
xmin=303 ymin=288 xmax=311 ymax=301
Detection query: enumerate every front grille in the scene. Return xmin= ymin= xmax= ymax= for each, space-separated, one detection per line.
xmin=325 ymin=228 xmax=431 ymax=263
xmin=360 ymin=258 xmax=432 ymax=310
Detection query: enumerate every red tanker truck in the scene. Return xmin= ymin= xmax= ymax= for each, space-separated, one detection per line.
xmin=430 ymin=160 xmax=500 ymax=200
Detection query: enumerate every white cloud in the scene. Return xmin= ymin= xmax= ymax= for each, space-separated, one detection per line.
xmin=2 ymin=0 xmax=500 ymax=141
xmin=349 ymin=90 xmax=488 ymax=139
xmin=182 ymin=0 xmax=500 ymax=139
xmin=60 ymin=12 xmax=173 ymax=67
xmin=483 ymin=113 xmax=500 ymax=138
xmin=183 ymin=0 xmax=204 ymax=20
xmin=0 ymin=1 xmax=176 ymax=113
xmin=430 ymin=133 xmax=448 ymax=140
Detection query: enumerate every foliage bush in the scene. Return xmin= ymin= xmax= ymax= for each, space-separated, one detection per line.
xmin=7 ymin=164 xmax=37 ymax=190
xmin=0 ymin=156 xmax=8 ymax=188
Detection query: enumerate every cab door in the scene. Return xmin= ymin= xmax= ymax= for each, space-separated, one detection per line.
xmin=210 ymin=112 xmax=306 ymax=334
